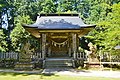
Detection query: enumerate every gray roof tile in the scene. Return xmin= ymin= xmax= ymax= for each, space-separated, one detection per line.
xmin=23 ymin=14 xmax=95 ymax=29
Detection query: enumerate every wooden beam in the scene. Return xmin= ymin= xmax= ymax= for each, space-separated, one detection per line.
xmin=39 ymin=30 xmax=82 ymax=33
xmin=25 ymin=28 xmax=40 ymax=38
xmin=25 ymin=28 xmax=93 ymax=38
xmin=51 ymin=36 xmax=68 ymax=38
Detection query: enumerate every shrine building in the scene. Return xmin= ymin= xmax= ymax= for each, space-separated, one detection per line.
xmin=22 ymin=14 xmax=96 ymax=68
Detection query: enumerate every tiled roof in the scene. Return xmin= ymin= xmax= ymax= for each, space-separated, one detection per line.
xmin=22 ymin=14 xmax=96 ymax=30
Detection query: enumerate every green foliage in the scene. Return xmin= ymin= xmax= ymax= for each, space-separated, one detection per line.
xmin=87 ymin=2 xmax=120 ymax=55
xmin=40 ymin=0 xmax=56 ymax=13
xmin=10 ymin=14 xmax=40 ymax=52
xmin=0 ymin=0 xmax=7 ymax=10
xmin=10 ymin=15 xmax=32 ymax=52
xmin=0 ymin=30 xmax=8 ymax=52
xmin=0 ymin=0 xmax=120 ymax=55
xmin=57 ymin=0 xmax=75 ymax=12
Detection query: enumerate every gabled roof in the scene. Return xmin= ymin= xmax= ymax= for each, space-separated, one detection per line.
xmin=22 ymin=14 xmax=96 ymax=30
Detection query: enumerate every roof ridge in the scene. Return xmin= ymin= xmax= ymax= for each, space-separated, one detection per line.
xmin=39 ymin=13 xmax=79 ymax=17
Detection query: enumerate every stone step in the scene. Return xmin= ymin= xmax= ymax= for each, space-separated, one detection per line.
xmin=45 ymin=65 xmax=73 ymax=68
xmin=45 ymin=64 xmax=73 ymax=67
xmin=44 ymin=58 xmax=73 ymax=68
xmin=45 ymin=63 xmax=72 ymax=65
xmin=45 ymin=61 xmax=72 ymax=65
xmin=14 ymin=62 xmax=34 ymax=70
xmin=45 ymin=60 xmax=72 ymax=63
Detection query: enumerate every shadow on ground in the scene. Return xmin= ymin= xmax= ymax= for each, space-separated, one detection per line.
xmin=0 ymin=69 xmax=58 ymax=77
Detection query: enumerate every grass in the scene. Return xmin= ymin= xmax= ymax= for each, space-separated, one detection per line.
xmin=0 ymin=72 xmax=120 ymax=80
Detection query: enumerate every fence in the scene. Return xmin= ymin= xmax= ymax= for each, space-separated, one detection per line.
xmin=99 ymin=53 xmax=120 ymax=62
xmin=76 ymin=52 xmax=120 ymax=63
xmin=0 ymin=52 xmax=19 ymax=60
xmin=76 ymin=52 xmax=87 ymax=60
xmin=31 ymin=52 xmax=43 ymax=60
xmin=0 ymin=52 xmax=43 ymax=60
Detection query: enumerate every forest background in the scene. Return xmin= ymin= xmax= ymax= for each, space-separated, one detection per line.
xmin=0 ymin=0 xmax=120 ymax=56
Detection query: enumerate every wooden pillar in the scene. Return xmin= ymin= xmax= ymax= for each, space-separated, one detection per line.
xmin=68 ymin=33 xmax=71 ymax=57
xmin=77 ymin=36 xmax=79 ymax=52
xmin=42 ymin=33 xmax=46 ymax=59
xmin=72 ymin=33 xmax=77 ymax=59
xmin=40 ymin=36 xmax=42 ymax=58
xmin=48 ymin=39 xmax=51 ymax=57
xmin=77 ymin=36 xmax=79 ymax=58
xmin=68 ymin=48 xmax=71 ymax=57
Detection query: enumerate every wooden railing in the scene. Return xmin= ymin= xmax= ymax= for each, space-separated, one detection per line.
xmin=76 ymin=52 xmax=87 ymax=60
xmin=31 ymin=52 xmax=43 ymax=60
xmin=0 ymin=52 xmax=19 ymax=60
xmin=76 ymin=52 xmax=120 ymax=62
xmin=100 ymin=54 xmax=120 ymax=62
xmin=0 ymin=52 xmax=43 ymax=60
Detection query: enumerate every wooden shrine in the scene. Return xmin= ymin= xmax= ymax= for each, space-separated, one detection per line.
xmin=22 ymin=14 xmax=96 ymax=68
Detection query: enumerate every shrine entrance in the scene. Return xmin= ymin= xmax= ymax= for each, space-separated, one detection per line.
xmin=46 ymin=33 xmax=70 ymax=57
xmin=51 ymin=44 xmax=68 ymax=57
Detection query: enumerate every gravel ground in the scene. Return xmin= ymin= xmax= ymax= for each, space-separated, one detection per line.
xmin=42 ymin=68 xmax=120 ymax=78
xmin=0 ymin=68 xmax=120 ymax=78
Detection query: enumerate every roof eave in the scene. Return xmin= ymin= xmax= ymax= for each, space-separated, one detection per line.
xmin=22 ymin=24 xmax=96 ymax=30
xmin=22 ymin=24 xmax=38 ymax=28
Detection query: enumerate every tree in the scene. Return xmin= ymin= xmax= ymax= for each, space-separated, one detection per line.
xmin=40 ymin=0 xmax=56 ymax=13
xmin=0 ymin=0 xmax=120 ymax=55
xmin=98 ymin=3 xmax=120 ymax=50
xmin=10 ymin=15 xmax=32 ymax=52
xmin=86 ymin=2 xmax=120 ymax=55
